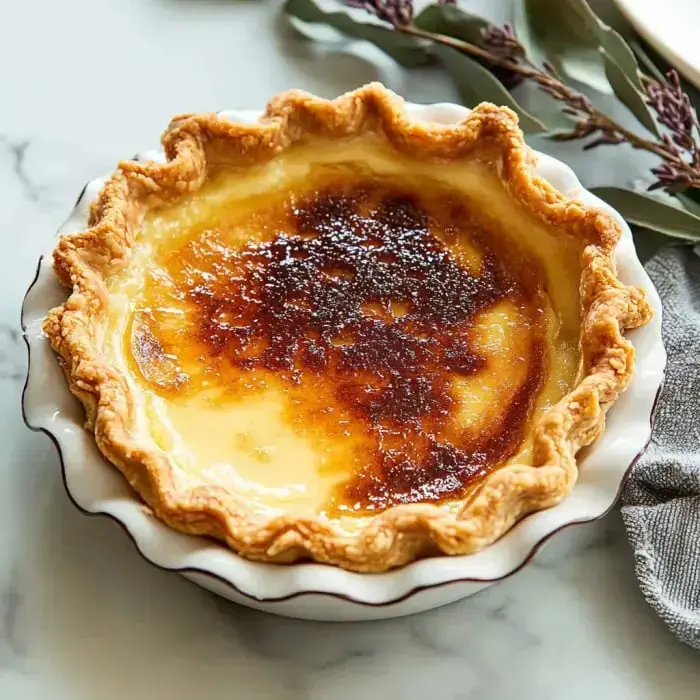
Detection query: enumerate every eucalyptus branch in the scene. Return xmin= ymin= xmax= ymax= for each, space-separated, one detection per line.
xmin=346 ymin=0 xmax=700 ymax=194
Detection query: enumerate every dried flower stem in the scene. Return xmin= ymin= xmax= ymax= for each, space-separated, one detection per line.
xmin=398 ymin=23 xmax=700 ymax=191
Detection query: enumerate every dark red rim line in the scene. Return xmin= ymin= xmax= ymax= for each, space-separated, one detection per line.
xmin=20 ymin=245 xmax=666 ymax=608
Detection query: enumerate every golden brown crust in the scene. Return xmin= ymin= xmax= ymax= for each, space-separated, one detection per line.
xmin=43 ymin=83 xmax=652 ymax=572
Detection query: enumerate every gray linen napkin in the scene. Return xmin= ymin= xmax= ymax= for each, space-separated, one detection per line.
xmin=621 ymin=246 xmax=700 ymax=651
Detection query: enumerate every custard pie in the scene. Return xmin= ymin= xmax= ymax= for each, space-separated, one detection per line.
xmin=44 ymin=84 xmax=652 ymax=572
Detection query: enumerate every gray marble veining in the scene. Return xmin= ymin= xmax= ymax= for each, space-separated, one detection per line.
xmin=0 ymin=566 xmax=27 ymax=666
xmin=3 ymin=0 xmax=700 ymax=698
xmin=1 ymin=138 xmax=43 ymax=203
xmin=0 ymin=325 xmax=26 ymax=382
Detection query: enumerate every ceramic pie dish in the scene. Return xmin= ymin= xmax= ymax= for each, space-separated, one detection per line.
xmin=22 ymin=87 xmax=666 ymax=621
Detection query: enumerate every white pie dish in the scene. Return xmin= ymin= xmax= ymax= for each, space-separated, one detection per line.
xmin=21 ymin=101 xmax=666 ymax=621
xmin=614 ymin=0 xmax=700 ymax=90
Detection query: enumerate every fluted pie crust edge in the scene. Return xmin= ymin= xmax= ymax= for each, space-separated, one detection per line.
xmin=43 ymin=84 xmax=652 ymax=572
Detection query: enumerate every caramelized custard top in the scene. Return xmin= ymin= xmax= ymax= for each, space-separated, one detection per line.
xmin=130 ymin=168 xmax=549 ymax=514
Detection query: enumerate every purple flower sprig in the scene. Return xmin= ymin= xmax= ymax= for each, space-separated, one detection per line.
xmin=344 ymin=0 xmax=413 ymax=27
xmin=345 ymin=0 xmax=700 ymax=194
xmin=644 ymin=72 xmax=700 ymax=191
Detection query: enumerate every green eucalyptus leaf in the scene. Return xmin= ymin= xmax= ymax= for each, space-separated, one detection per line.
xmin=413 ymin=4 xmax=489 ymax=44
xmin=515 ymin=0 xmax=645 ymax=97
xmin=591 ymin=187 xmax=700 ymax=241
xmin=567 ymin=0 xmax=645 ymax=91
xmin=676 ymin=191 xmax=700 ymax=217
xmin=416 ymin=4 xmax=575 ymax=132
xmin=515 ymin=0 xmax=609 ymax=92
xmin=284 ymin=0 xmax=431 ymax=68
xmin=599 ymin=30 xmax=644 ymax=91
xmin=588 ymin=1 xmax=635 ymax=40
xmin=603 ymin=49 xmax=660 ymax=136
xmin=432 ymin=44 xmax=546 ymax=132
xmin=631 ymin=226 xmax=677 ymax=263
xmin=629 ymin=39 xmax=666 ymax=83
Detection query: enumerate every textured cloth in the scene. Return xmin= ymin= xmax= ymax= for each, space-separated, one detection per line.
xmin=621 ymin=246 xmax=700 ymax=651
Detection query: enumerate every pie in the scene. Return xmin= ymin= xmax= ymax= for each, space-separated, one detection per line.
xmin=44 ymin=84 xmax=652 ymax=572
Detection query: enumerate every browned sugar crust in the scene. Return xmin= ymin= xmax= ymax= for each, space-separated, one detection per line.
xmin=132 ymin=174 xmax=547 ymax=514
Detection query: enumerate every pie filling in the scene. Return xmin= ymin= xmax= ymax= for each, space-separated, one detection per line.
xmin=103 ymin=138 xmax=582 ymax=530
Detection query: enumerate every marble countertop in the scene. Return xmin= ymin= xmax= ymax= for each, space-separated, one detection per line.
xmin=3 ymin=0 xmax=700 ymax=697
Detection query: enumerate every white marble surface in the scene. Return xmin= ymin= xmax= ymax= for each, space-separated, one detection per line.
xmin=4 ymin=0 xmax=700 ymax=697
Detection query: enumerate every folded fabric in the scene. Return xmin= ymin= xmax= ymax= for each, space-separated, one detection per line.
xmin=622 ymin=246 xmax=700 ymax=651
